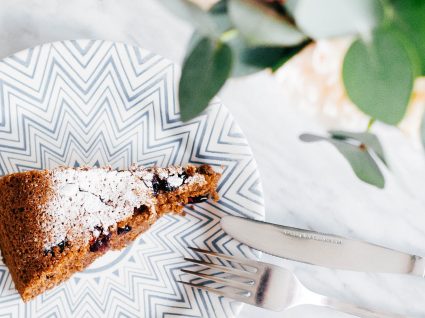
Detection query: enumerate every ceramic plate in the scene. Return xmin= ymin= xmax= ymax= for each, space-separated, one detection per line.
xmin=0 ymin=40 xmax=264 ymax=317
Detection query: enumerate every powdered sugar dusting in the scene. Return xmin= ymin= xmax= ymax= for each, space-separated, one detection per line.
xmin=41 ymin=167 xmax=156 ymax=249
xmin=39 ymin=165 xmax=207 ymax=249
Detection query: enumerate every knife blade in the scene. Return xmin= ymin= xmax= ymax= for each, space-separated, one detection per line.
xmin=221 ymin=215 xmax=425 ymax=276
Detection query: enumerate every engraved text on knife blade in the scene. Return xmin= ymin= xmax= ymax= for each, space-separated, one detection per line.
xmin=281 ymin=229 xmax=343 ymax=245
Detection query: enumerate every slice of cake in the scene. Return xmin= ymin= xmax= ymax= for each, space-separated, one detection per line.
xmin=0 ymin=164 xmax=220 ymax=302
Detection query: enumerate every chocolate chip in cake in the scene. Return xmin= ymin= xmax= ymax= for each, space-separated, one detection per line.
xmin=134 ymin=205 xmax=149 ymax=215
xmin=188 ymin=195 xmax=209 ymax=203
xmin=160 ymin=178 xmax=174 ymax=192
xmin=117 ymin=225 xmax=132 ymax=235
xmin=43 ymin=239 xmax=69 ymax=257
xmin=198 ymin=164 xmax=214 ymax=175
xmin=43 ymin=249 xmax=54 ymax=257
xmin=57 ymin=239 xmax=69 ymax=253
xmin=179 ymin=172 xmax=189 ymax=183
xmin=151 ymin=174 xmax=161 ymax=195
xmin=90 ymin=226 xmax=111 ymax=252
xmin=151 ymin=174 xmax=175 ymax=194
xmin=89 ymin=232 xmax=111 ymax=252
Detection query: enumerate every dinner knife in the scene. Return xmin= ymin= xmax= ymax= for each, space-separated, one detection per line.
xmin=221 ymin=215 xmax=425 ymax=276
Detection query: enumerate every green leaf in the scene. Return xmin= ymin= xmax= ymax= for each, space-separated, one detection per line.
xmin=189 ymin=26 xmax=309 ymax=78
xmin=270 ymin=41 xmax=310 ymax=72
xmin=187 ymin=31 xmax=204 ymax=54
xmin=203 ymin=0 xmax=310 ymax=77
xmin=228 ymin=36 xmax=308 ymax=77
xmin=330 ymin=130 xmax=387 ymax=166
xmin=179 ymin=37 xmax=232 ymax=121
xmin=228 ymin=0 xmax=307 ymax=47
xmin=300 ymin=133 xmax=385 ymax=188
xmin=286 ymin=0 xmax=383 ymax=39
xmin=234 ymin=45 xmax=282 ymax=76
xmin=390 ymin=25 xmax=422 ymax=78
xmin=391 ymin=0 xmax=425 ymax=75
xmin=342 ymin=26 xmax=415 ymax=125
xmin=209 ymin=0 xmax=227 ymax=14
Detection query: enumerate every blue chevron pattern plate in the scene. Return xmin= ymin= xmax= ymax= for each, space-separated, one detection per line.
xmin=0 ymin=40 xmax=264 ymax=318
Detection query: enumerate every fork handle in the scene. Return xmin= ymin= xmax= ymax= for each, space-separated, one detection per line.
xmin=319 ymin=296 xmax=406 ymax=318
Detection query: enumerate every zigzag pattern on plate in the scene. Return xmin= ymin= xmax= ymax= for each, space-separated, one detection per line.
xmin=0 ymin=40 xmax=264 ymax=318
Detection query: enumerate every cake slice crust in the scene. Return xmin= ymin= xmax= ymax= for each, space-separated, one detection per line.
xmin=0 ymin=164 xmax=220 ymax=301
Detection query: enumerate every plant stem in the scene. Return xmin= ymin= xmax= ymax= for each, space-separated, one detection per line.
xmin=367 ymin=118 xmax=375 ymax=131
xmin=219 ymin=28 xmax=239 ymax=43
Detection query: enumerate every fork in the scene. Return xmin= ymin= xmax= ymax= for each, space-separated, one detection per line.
xmin=179 ymin=247 xmax=405 ymax=318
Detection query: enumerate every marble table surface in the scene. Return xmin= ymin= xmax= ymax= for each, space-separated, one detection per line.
xmin=2 ymin=1 xmax=425 ymax=317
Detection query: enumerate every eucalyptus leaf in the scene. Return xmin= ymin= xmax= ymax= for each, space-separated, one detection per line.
xmin=228 ymin=0 xmax=306 ymax=47
xmin=389 ymin=25 xmax=422 ymax=78
xmin=209 ymin=0 xmax=227 ymax=14
xmin=391 ymin=0 xmax=425 ymax=75
xmin=300 ymin=134 xmax=385 ymax=188
xmin=330 ymin=130 xmax=387 ymax=166
xmin=187 ymin=31 xmax=203 ymax=54
xmin=228 ymin=36 xmax=268 ymax=77
xmin=342 ymin=26 xmax=415 ymax=125
xmin=189 ymin=29 xmax=308 ymax=78
xmin=270 ymin=41 xmax=310 ymax=72
xmin=286 ymin=0 xmax=382 ymax=39
xmin=228 ymin=36 xmax=308 ymax=77
xmin=179 ymin=37 xmax=232 ymax=121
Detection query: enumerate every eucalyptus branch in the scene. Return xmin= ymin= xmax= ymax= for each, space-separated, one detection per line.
xmin=160 ymin=0 xmax=425 ymax=189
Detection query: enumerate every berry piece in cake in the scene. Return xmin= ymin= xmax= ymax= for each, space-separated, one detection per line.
xmin=117 ymin=225 xmax=132 ymax=235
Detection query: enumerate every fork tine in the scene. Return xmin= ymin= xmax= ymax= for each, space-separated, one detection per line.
xmin=181 ymin=268 xmax=254 ymax=291
xmin=177 ymin=280 xmax=252 ymax=303
xmin=188 ymin=247 xmax=260 ymax=269
xmin=184 ymin=257 xmax=257 ymax=279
